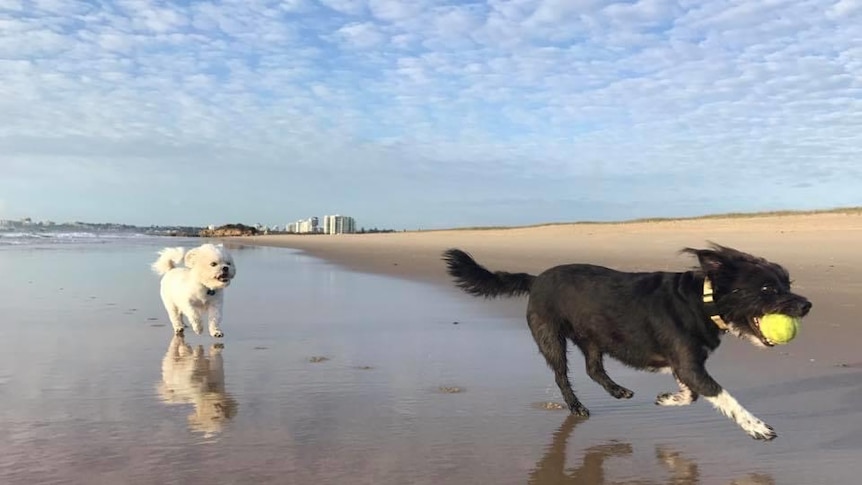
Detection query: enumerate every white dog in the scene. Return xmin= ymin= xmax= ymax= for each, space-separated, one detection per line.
xmin=151 ymin=243 xmax=236 ymax=338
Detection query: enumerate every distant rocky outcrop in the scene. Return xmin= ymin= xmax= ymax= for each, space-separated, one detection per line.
xmin=199 ymin=223 xmax=259 ymax=237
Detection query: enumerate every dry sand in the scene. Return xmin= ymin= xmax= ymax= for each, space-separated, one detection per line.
xmin=232 ymin=211 xmax=861 ymax=285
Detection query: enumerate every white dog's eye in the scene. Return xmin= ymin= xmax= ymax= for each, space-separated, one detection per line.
xmin=210 ymin=262 xmax=217 ymax=267
xmin=226 ymin=262 xmax=232 ymax=266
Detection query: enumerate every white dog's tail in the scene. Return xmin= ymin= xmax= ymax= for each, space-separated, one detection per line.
xmin=151 ymin=247 xmax=187 ymax=275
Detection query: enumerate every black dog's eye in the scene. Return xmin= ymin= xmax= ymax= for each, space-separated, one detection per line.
xmin=210 ymin=262 xmax=218 ymax=267
xmin=760 ymin=285 xmax=778 ymax=294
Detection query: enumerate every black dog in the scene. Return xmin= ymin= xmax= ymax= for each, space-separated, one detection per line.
xmin=442 ymin=244 xmax=812 ymax=440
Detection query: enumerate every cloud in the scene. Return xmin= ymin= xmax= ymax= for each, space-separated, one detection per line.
xmin=827 ymin=0 xmax=862 ymax=18
xmin=368 ymin=0 xmax=427 ymax=22
xmin=334 ymin=21 xmax=385 ymax=48
xmin=318 ymin=0 xmax=366 ymax=16
xmin=0 ymin=0 xmax=860 ymax=227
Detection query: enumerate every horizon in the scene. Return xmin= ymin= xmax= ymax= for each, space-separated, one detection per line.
xmin=2 ymin=0 xmax=861 ymax=228
xmin=4 ymin=206 xmax=861 ymax=233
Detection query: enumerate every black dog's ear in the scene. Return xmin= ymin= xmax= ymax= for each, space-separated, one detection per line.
xmin=681 ymin=247 xmax=725 ymax=274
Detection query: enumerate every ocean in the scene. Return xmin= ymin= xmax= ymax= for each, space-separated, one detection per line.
xmin=0 ymin=229 xmax=163 ymax=247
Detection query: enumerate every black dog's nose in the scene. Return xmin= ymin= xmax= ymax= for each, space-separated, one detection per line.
xmin=801 ymin=300 xmax=812 ymax=315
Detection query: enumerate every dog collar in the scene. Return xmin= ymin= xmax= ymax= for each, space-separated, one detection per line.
xmin=702 ymin=277 xmax=729 ymax=331
xmin=206 ymin=289 xmax=216 ymax=296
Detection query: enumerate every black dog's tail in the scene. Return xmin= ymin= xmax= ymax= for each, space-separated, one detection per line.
xmin=442 ymin=249 xmax=535 ymax=299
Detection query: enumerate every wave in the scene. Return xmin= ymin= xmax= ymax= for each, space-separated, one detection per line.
xmin=0 ymin=230 xmax=157 ymax=246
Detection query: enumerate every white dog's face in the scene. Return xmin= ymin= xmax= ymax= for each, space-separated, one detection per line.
xmin=185 ymin=243 xmax=236 ymax=289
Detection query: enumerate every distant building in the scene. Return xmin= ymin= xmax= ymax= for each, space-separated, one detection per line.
xmin=287 ymin=217 xmax=320 ymax=234
xmin=323 ymin=215 xmax=356 ymax=235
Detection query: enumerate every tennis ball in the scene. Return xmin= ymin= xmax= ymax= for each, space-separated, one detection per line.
xmin=759 ymin=314 xmax=800 ymax=344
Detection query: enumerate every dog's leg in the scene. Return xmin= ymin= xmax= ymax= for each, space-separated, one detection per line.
xmin=656 ymin=373 xmax=698 ymax=406
xmin=529 ymin=313 xmax=590 ymax=417
xmin=166 ymin=304 xmax=185 ymax=336
xmin=580 ymin=343 xmax=634 ymax=399
xmin=703 ymin=390 xmax=776 ymax=441
xmin=184 ymin=306 xmax=205 ymax=335
xmin=675 ymin=362 xmax=776 ymax=440
xmin=208 ymin=302 xmax=224 ymax=339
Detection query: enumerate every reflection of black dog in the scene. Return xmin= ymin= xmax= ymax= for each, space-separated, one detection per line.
xmin=527 ymin=416 xmax=631 ymax=484
xmin=443 ymin=244 xmax=812 ymax=440
xmin=528 ymin=416 xmax=776 ymax=484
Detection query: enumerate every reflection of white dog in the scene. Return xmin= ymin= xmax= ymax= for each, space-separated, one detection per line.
xmin=151 ymin=243 xmax=236 ymax=338
xmin=157 ymin=335 xmax=238 ymax=436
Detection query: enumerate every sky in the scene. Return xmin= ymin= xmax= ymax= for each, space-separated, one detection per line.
xmin=1 ymin=0 xmax=861 ymax=230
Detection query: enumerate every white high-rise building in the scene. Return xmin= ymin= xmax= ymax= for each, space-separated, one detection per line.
xmin=287 ymin=217 xmax=320 ymax=234
xmin=323 ymin=215 xmax=356 ymax=235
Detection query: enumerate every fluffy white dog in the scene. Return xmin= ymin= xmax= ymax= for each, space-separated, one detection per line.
xmin=151 ymin=243 xmax=236 ymax=338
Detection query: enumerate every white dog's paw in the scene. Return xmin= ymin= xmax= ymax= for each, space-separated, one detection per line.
xmin=174 ymin=327 xmax=185 ymax=336
xmin=211 ymin=329 xmax=224 ymax=338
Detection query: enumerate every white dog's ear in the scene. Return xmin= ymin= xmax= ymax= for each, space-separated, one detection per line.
xmin=184 ymin=247 xmax=200 ymax=267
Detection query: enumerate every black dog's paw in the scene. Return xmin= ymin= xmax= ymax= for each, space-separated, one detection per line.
xmin=610 ymin=386 xmax=634 ymax=399
xmin=749 ymin=424 xmax=777 ymax=441
xmin=655 ymin=392 xmax=695 ymax=406
xmin=570 ymin=404 xmax=591 ymax=417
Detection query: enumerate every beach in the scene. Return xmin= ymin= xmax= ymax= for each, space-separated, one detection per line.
xmin=1 ymin=212 xmax=861 ymax=484
xmin=230 ymin=211 xmax=862 ymax=483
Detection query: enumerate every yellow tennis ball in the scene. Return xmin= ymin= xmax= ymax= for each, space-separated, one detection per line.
xmin=759 ymin=314 xmax=800 ymax=344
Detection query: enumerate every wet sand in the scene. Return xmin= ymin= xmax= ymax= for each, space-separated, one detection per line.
xmin=224 ymin=211 xmax=862 ymax=484
xmin=1 ymin=212 xmax=861 ymax=484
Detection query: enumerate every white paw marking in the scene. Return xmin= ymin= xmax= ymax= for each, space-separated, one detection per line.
xmin=656 ymin=392 xmax=694 ymax=406
xmin=656 ymin=376 xmax=695 ymax=406
xmin=705 ymin=390 xmax=776 ymax=440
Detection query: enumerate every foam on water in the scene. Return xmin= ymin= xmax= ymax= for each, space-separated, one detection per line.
xmin=0 ymin=230 xmax=155 ymax=246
